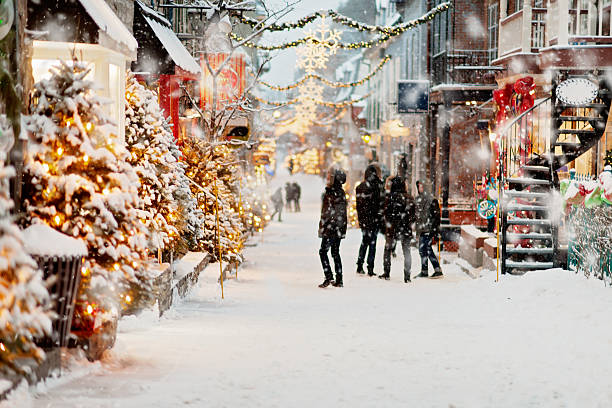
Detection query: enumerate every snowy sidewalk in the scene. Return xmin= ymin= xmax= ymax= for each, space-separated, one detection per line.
xmin=7 ymin=173 xmax=612 ymax=407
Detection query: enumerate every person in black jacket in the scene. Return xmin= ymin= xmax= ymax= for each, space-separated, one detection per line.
xmin=379 ymin=177 xmax=415 ymax=282
xmin=355 ymin=163 xmax=383 ymax=276
xmin=292 ymin=182 xmax=301 ymax=212
xmin=414 ymin=180 xmax=443 ymax=278
xmin=318 ymin=168 xmax=348 ymax=288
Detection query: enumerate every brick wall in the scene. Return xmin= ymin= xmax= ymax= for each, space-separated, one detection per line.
xmin=452 ymin=0 xmax=488 ymax=51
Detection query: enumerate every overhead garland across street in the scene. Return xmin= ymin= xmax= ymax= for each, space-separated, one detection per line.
xmin=257 ymin=55 xmax=391 ymax=91
xmin=251 ymin=92 xmax=373 ymax=108
xmin=231 ymin=2 xmax=451 ymax=50
xmin=235 ymin=2 xmax=450 ymax=35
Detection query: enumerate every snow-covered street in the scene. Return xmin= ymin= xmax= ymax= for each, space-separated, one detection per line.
xmin=8 ymin=174 xmax=612 ymax=407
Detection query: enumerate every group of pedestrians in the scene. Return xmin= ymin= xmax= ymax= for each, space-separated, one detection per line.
xmin=269 ymin=182 xmax=302 ymax=222
xmin=285 ymin=182 xmax=301 ymax=212
xmin=318 ymin=163 xmax=443 ymax=288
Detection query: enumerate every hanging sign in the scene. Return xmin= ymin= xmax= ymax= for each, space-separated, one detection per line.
xmin=556 ymin=78 xmax=598 ymax=106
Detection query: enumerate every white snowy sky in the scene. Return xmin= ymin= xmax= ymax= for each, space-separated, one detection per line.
xmin=260 ymin=0 xmax=343 ymax=84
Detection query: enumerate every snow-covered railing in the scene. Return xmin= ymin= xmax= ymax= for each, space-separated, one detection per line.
xmin=498 ymin=96 xmax=552 ymax=180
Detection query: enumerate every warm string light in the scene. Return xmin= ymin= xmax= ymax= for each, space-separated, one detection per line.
xmin=230 ymin=3 xmax=451 ymax=50
xmin=251 ymin=91 xmax=372 ymax=108
xmin=234 ymin=2 xmax=451 ymax=35
xmin=256 ymin=55 xmax=391 ymax=91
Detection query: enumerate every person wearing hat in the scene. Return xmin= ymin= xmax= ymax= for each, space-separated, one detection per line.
xmin=414 ymin=180 xmax=443 ymax=278
xmin=318 ymin=168 xmax=348 ymax=288
xmin=379 ymin=176 xmax=415 ymax=282
xmin=355 ymin=163 xmax=384 ymax=276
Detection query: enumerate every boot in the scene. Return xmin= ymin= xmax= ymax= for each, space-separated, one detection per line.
xmin=417 ymin=270 xmax=428 ymax=278
xmin=356 ymin=264 xmax=365 ymax=275
xmin=367 ymin=267 xmax=376 ymax=277
xmin=332 ymin=280 xmax=343 ymax=287
xmin=404 ymin=274 xmax=411 ymax=283
xmin=318 ymin=279 xmax=332 ymax=288
xmin=430 ymin=267 xmax=443 ymax=279
xmin=378 ymin=274 xmax=390 ymax=280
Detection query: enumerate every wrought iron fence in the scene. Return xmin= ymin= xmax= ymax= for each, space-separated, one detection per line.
xmin=431 ymin=49 xmax=499 ymax=86
xmin=34 ymin=255 xmax=83 ymax=348
xmin=499 ymin=97 xmax=553 ymax=179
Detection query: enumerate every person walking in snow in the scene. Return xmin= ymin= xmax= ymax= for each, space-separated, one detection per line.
xmin=318 ymin=168 xmax=348 ymax=288
xmin=379 ymin=177 xmax=415 ymax=282
xmin=292 ymin=182 xmax=301 ymax=212
xmin=414 ymin=180 xmax=443 ymax=278
xmin=270 ymin=187 xmax=284 ymax=222
xmin=355 ymin=163 xmax=383 ymax=276
xmin=285 ymin=182 xmax=295 ymax=212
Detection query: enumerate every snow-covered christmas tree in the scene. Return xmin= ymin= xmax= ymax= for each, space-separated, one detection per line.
xmin=181 ymin=138 xmax=244 ymax=264
xmin=0 ymin=132 xmax=51 ymax=377
xmin=124 ymin=73 xmax=204 ymax=259
xmin=24 ymin=59 xmax=152 ymax=316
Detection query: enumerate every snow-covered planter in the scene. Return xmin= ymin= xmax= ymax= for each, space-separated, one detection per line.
xmin=567 ymin=206 xmax=612 ymax=283
xmin=23 ymin=224 xmax=87 ymax=348
xmin=564 ymin=167 xmax=612 ymax=283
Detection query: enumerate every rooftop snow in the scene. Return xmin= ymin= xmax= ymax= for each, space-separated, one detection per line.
xmin=143 ymin=15 xmax=201 ymax=74
xmin=23 ymin=224 xmax=88 ymax=258
xmin=79 ymin=0 xmax=138 ymax=52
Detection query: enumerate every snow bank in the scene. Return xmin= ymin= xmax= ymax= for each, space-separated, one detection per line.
xmin=23 ymin=224 xmax=87 ymax=258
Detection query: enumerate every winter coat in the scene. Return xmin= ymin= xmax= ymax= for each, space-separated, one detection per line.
xmin=271 ymin=188 xmax=283 ymax=209
xmin=319 ymin=171 xmax=348 ymax=239
xmin=285 ymin=184 xmax=294 ymax=201
xmin=383 ymin=177 xmax=415 ymax=239
xmin=292 ymin=182 xmax=301 ymax=200
xmin=355 ymin=165 xmax=383 ymax=230
xmin=414 ymin=191 xmax=440 ymax=235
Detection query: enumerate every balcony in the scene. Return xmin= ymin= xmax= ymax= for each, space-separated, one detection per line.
xmin=431 ymin=49 xmax=502 ymax=86
xmin=497 ymin=0 xmax=612 ymax=65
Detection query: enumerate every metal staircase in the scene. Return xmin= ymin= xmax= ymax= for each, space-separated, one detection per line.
xmin=499 ymin=73 xmax=611 ymax=275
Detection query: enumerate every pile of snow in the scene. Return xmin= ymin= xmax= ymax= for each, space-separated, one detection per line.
xmin=23 ymin=224 xmax=88 ymax=258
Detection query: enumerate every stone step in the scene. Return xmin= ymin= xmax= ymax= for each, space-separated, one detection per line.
xmin=506 ymin=218 xmax=551 ymax=226
xmin=506 ymin=232 xmax=553 ymax=240
xmin=505 ymin=260 xmax=554 ymax=269
xmin=507 ymin=177 xmax=551 ymax=185
xmin=506 ymin=204 xmax=548 ymax=212
xmin=505 ymin=190 xmax=549 ymax=199
xmin=506 ymin=247 xmax=554 ymax=255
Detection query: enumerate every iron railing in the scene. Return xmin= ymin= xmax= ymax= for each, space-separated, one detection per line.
xmin=431 ymin=49 xmax=500 ymax=86
xmin=498 ymin=97 xmax=553 ymax=180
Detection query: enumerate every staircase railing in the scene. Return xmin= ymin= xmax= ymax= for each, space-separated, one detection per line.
xmin=498 ymin=96 xmax=553 ymax=180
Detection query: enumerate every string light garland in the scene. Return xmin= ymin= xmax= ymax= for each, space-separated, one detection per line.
xmin=257 ymin=55 xmax=391 ymax=91
xmin=251 ymin=92 xmax=372 ymax=108
xmin=235 ymin=2 xmax=450 ymax=35
xmin=231 ymin=2 xmax=451 ymax=50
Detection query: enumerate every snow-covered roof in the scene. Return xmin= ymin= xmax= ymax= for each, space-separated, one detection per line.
xmin=23 ymin=224 xmax=88 ymax=258
xmin=79 ymin=0 xmax=138 ymax=52
xmin=141 ymin=11 xmax=201 ymax=74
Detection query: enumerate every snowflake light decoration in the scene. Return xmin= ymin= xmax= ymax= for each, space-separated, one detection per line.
xmin=305 ymin=15 xmax=341 ymax=56
xmin=296 ymin=15 xmax=343 ymax=74
xmin=301 ymin=78 xmax=324 ymax=101
xmin=296 ymin=41 xmax=329 ymax=74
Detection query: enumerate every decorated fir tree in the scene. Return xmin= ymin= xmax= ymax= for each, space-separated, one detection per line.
xmin=0 ymin=145 xmax=51 ymax=377
xmin=124 ymin=74 xmax=204 ymax=258
xmin=181 ymin=138 xmax=245 ymax=264
xmin=24 ymin=60 xmax=152 ymax=316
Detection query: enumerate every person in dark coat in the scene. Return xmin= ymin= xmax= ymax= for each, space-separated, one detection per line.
xmin=285 ymin=182 xmax=295 ymax=212
xmin=318 ymin=168 xmax=348 ymax=288
xmin=379 ymin=177 xmax=415 ymax=282
xmin=270 ymin=187 xmax=284 ymax=222
xmin=292 ymin=182 xmax=301 ymax=212
xmin=355 ymin=163 xmax=383 ymax=276
xmin=414 ymin=180 xmax=442 ymax=278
